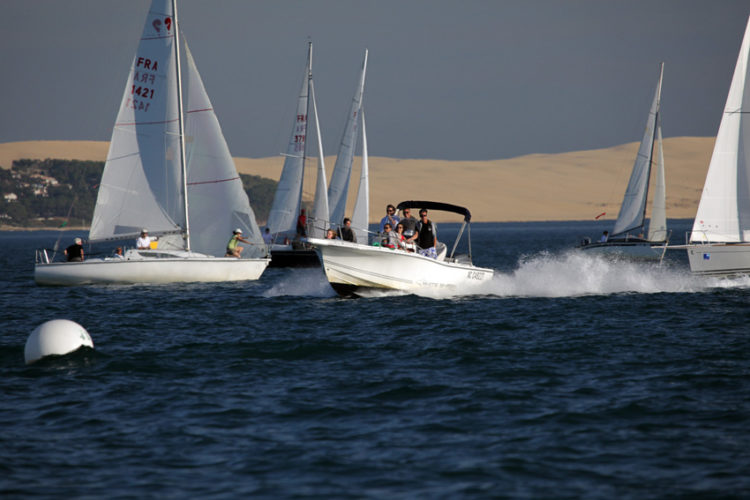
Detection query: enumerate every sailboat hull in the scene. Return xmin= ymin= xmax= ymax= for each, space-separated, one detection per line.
xmin=309 ymin=237 xmax=493 ymax=297
xmin=580 ymin=240 xmax=665 ymax=260
xmin=34 ymin=256 xmax=269 ymax=286
xmin=686 ymin=243 xmax=750 ymax=276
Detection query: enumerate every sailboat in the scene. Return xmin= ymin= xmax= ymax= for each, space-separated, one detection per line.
xmin=685 ymin=17 xmax=750 ymax=275
xmin=266 ymin=42 xmax=328 ymax=268
xmin=580 ymin=62 xmax=669 ymax=260
xmin=327 ymin=50 xmax=369 ymax=236
xmin=34 ymin=0 xmax=269 ymax=285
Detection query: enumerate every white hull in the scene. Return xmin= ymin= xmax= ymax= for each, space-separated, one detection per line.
xmin=309 ymin=238 xmax=493 ymax=296
xmin=686 ymin=243 xmax=750 ymax=276
xmin=580 ymin=241 xmax=664 ymax=260
xmin=35 ymin=252 xmax=269 ymax=286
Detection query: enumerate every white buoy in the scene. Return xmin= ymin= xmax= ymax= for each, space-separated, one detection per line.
xmin=25 ymin=319 xmax=94 ymax=365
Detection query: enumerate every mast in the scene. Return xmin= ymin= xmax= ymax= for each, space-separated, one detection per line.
xmin=172 ymin=0 xmax=190 ymax=251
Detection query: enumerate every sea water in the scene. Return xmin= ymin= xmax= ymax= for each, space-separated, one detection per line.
xmin=1 ymin=220 xmax=749 ymax=498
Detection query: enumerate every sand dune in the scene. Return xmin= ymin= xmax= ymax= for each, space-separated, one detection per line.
xmin=0 ymin=138 xmax=712 ymax=223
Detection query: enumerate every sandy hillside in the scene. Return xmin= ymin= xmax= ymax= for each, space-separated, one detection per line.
xmin=0 ymin=138 xmax=712 ymax=223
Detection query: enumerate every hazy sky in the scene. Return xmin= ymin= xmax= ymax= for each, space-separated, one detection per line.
xmin=1 ymin=1 xmax=748 ymax=161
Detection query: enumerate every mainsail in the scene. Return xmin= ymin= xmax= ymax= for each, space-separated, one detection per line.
xmin=90 ymin=0 xmax=183 ymax=244
xmin=691 ymin=18 xmax=750 ymax=243
xmin=351 ymin=111 xmax=369 ymax=244
xmin=612 ymin=62 xmax=663 ymax=237
xmin=327 ymin=50 xmax=368 ymax=228
xmin=267 ymin=45 xmax=311 ymax=240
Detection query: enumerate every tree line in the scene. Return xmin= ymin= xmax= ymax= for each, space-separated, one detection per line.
xmin=0 ymin=159 xmax=276 ymax=228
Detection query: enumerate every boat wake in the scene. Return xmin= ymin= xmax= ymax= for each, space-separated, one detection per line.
xmin=413 ymin=250 xmax=750 ymax=299
xmin=262 ymin=269 xmax=337 ymax=298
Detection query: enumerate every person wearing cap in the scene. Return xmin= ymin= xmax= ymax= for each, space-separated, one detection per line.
xmin=225 ymin=228 xmax=251 ymax=258
xmin=64 ymin=237 xmax=84 ymax=262
xmin=136 ymin=229 xmax=156 ymax=250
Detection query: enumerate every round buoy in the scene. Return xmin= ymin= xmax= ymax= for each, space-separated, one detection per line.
xmin=25 ymin=319 xmax=94 ymax=365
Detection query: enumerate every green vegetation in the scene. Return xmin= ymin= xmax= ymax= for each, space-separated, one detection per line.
xmin=0 ymin=159 xmax=277 ymax=228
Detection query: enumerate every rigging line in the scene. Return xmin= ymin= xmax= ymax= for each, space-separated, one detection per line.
xmin=52 ymin=195 xmax=77 ymax=261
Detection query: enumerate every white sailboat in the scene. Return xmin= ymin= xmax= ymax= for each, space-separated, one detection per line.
xmin=580 ymin=62 xmax=669 ymax=260
xmin=685 ymin=17 xmax=750 ymax=275
xmin=327 ymin=50 xmax=368 ymax=233
xmin=266 ymin=42 xmax=328 ymax=267
xmin=34 ymin=0 xmax=269 ymax=285
xmin=309 ymin=201 xmax=494 ymax=297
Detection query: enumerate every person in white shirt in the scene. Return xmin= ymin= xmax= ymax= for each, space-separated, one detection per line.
xmin=136 ymin=229 xmax=155 ymax=249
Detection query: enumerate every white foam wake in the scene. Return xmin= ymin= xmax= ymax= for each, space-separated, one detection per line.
xmin=473 ymin=250 xmax=750 ymax=298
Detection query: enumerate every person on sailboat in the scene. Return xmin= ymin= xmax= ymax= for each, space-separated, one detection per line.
xmin=416 ymin=209 xmax=438 ymax=258
xmin=379 ymin=204 xmax=400 ymax=234
xmin=339 ymin=218 xmax=357 ymax=243
xmin=136 ymin=229 xmax=156 ymax=250
xmin=64 ymin=238 xmax=84 ymax=262
xmin=296 ymin=209 xmax=307 ymax=238
xmin=325 ymin=228 xmax=337 ymax=240
xmin=226 ymin=229 xmax=252 ymax=258
xmin=262 ymin=227 xmax=273 ymax=245
xmin=600 ymin=231 xmax=609 ymax=243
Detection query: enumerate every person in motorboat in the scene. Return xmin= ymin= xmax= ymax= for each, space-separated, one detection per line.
xmin=379 ymin=204 xmax=400 ymax=234
xmin=225 ymin=228 xmax=252 ymax=258
xmin=399 ymin=208 xmax=418 ymax=244
xmin=64 ymin=237 xmax=84 ymax=262
xmin=136 ymin=229 xmax=157 ymax=249
xmin=381 ymin=223 xmax=399 ymax=248
xmin=416 ymin=209 xmax=438 ymax=258
xmin=338 ymin=218 xmax=357 ymax=243
xmin=395 ymin=223 xmax=414 ymax=252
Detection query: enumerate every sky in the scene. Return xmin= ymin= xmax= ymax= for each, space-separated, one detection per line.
xmin=1 ymin=0 xmax=748 ymax=161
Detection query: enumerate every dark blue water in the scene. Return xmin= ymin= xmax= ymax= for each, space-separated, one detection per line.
xmin=2 ymin=221 xmax=749 ymax=498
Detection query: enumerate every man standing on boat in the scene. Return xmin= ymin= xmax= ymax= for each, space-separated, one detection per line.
xmin=416 ymin=209 xmax=437 ymax=258
xmin=399 ymin=208 xmax=419 ymax=244
xmin=379 ymin=204 xmax=400 ymax=234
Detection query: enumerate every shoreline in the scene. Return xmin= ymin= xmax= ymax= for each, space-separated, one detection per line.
xmin=0 ymin=138 xmax=712 ymax=223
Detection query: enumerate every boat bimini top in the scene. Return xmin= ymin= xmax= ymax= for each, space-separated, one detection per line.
xmin=396 ymin=200 xmax=474 ymax=262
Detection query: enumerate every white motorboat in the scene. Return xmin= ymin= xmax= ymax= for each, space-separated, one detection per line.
xmin=685 ymin=17 xmax=750 ymax=276
xmin=34 ymin=0 xmax=269 ymax=285
xmin=580 ymin=63 xmax=669 ymax=260
xmin=310 ymin=201 xmax=494 ymax=297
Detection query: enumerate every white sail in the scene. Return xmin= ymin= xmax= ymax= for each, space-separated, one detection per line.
xmin=327 ymin=49 xmax=368 ymax=227
xmin=309 ymin=76 xmax=329 ymax=239
xmin=90 ymin=0 xmax=183 ymax=244
xmin=267 ymin=45 xmax=311 ymax=240
xmin=691 ymin=18 xmax=750 ymax=243
xmin=612 ymin=63 xmax=663 ymax=237
xmin=182 ymin=43 xmax=264 ymax=257
xmin=647 ymin=126 xmax=667 ymax=241
xmin=351 ymin=111 xmax=369 ymax=244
